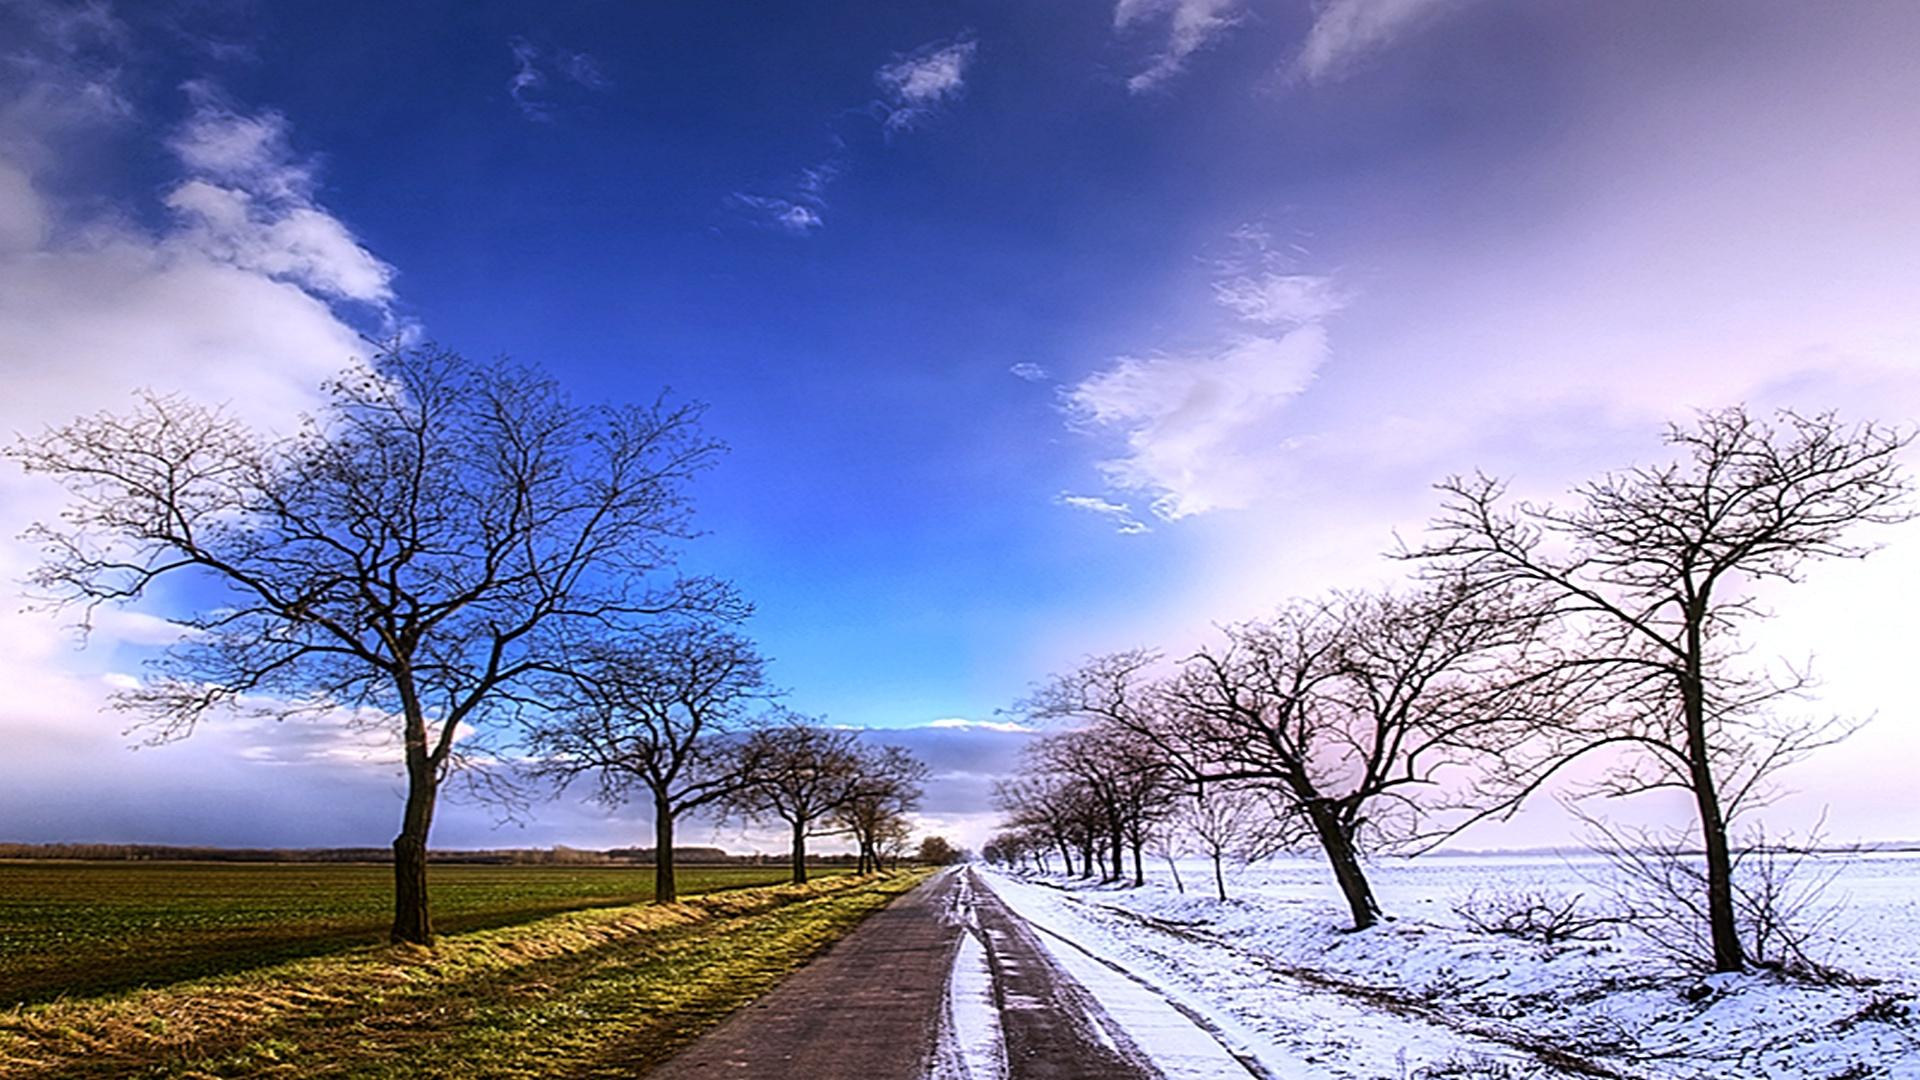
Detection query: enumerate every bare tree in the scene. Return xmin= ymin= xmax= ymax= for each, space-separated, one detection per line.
xmin=993 ymin=774 xmax=1102 ymax=878
xmin=9 ymin=346 xmax=735 ymax=944
xmin=1028 ymin=727 xmax=1176 ymax=887
xmin=1181 ymin=782 xmax=1289 ymax=901
xmin=1405 ymin=406 xmax=1913 ymax=971
xmin=728 ymin=718 xmax=864 ymax=884
xmin=1039 ymin=579 xmax=1546 ymax=929
xmin=527 ymin=621 xmax=769 ymax=903
xmin=835 ymin=744 xmax=928 ymax=874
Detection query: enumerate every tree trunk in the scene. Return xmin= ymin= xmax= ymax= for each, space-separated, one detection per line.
xmin=1057 ymin=838 xmax=1074 ymax=876
xmin=390 ymin=760 xmax=437 ymax=945
xmin=1683 ymin=656 xmax=1746 ymax=972
xmin=790 ymin=823 xmax=808 ymax=885
xmin=654 ymin=798 xmax=678 ymax=904
xmin=1109 ymin=821 xmax=1125 ymax=883
xmin=1305 ymin=799 xmax=1380 ymax=930
xmin=1130 ymin=838 xmax=1145 ymax=887
xmin=1212 ymin=851 xmax=1228 ymax=902
xmin=1163 ymin=849 xmax=1184 ymax=894
xmin=1080 ymin=840 xmax=1095 ymax=879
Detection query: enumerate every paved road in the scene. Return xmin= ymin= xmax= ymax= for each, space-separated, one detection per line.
xmin=644 ymin=868 xmax=1163 ymax=1079
xmin=958 ymin=869 xmax=1161 ymax=1079
xmin=646 ymin=870 xmax=963 ymax=1080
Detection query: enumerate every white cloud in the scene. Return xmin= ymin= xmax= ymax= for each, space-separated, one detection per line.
xmin=1113 ymin=0 xmax=1244 ymax=94
xmin=0 ymin=17 xmax=417 ymax=847
xmin=1009 ymin=361 xmax=1050 ymax=382
xmin=161 ymin=87 xmax=394 ymax=307
xmin=731 ymin=34 xmax=974 ymax=234
xmin=1291 ymin=0 xmax=1461 ymax=84
xmin=875 ymin=38 xmax=977 ymax=131
xmin=926 ymin=717 xmax=1036 ymax=734
xmin=1056 ymin=492 xmax=1152 ymax=535
xmin=1062 ymin=240 xmax=1342 ymax=523
xmin=1212 ymin=272 xmax=1347 ymax=326
xmin=1066 ymin=328 xmax=1326 ymax=519
xmin=508 ymin=39 xmax=548 ymax=120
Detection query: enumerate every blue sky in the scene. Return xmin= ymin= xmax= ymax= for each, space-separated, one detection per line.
xmin=4 ymin=0 xmax=1919 ymax=852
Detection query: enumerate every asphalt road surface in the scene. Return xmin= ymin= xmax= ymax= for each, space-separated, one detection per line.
xmin=644 ymin=868 xmax=1168 ymax=1079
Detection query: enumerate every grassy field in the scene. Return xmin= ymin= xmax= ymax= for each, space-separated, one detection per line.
xmin=0 ymin=861 xmax=832 ymax=1004
xmin=0 ymin=869 xmax=931 ymax=1078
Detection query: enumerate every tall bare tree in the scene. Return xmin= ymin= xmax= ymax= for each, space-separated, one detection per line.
xmin=835 ymin=744 xmax=928 ymax=874
xmin=728 ymin=718 xmax=864 ymax=884
xmin=528 ymin=621 xmax=769 ymax=902
xmin=1180 ymin=782 xmax=1288 ymax=901
xmin=9 ymin=346 xmax=735 ymax=943
xmin=1406 ymin=406 xmax=1913 ymax=971
xmin=1027 ymin=577 xmax=1545 ymax=929
xmin=1171 ymin=582 xmax=1548 ymax=928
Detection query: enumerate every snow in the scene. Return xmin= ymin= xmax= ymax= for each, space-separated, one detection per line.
xmin=1001 ymin=891 xmax=1274 ymax=1079
xmin=934 ymin=870 xmax=1008 ymax=1080
xmin=977 ymin=851 xmax=1920 ymax=1079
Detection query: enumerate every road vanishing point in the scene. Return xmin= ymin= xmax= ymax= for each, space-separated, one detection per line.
xmin=647 ymin=867 xmax=1271 ymax=1080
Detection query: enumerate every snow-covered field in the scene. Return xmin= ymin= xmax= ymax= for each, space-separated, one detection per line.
xmin=980 ymin=851 xmax=1920 ymax=1079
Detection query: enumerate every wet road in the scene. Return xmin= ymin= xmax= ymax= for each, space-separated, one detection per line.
xmin=645 ymin=870 xmax=961 ymax=1079
xmin=645 ymin=868 xmax=1168 ymax=1079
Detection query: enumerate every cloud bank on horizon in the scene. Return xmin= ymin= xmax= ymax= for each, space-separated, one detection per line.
xmin=3 ymin=0 xmax=1918 ymax=855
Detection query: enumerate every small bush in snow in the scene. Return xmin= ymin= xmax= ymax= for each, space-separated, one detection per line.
xmin=1454 ymin=888 xmax=1622 ymax=946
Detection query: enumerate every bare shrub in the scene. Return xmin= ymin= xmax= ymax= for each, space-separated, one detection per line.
xmin=1577 ymin=811 xmax=1859 ymax=981
xmin=1454 ymin=887 xmax=1622 ymax=946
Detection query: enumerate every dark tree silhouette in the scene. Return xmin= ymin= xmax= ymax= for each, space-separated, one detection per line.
xmin=1405 ymin=406 xmax=1913 ymax=971
xmin=1033 ymin=578 xmax=1547 ymax=930
xmin=835 ymin=744 xmax=928 ymax=874
xmin=528 ymin=621 xmax=770 ymax=902
xmin=728 ymin=718 xmax=864 ymax=884
xmin=9 ymin=346 xmax=735 ymax=943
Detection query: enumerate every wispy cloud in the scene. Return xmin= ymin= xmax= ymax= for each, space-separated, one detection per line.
xmin=731 ymin=33 xmax=976 ymax=235
xmin=164 ymin=84 xmax=395 ymax=307
xmin=727 ymin=192 xmax=823 ymax=235
xmin=1009 ymin=361 xmax=1050 ymax=382
xmin=1066 ymin=330 xmax=1325 ymax=519
xmin=1056 ymin=492 xmax=1152 ymax=535
xmin=875 ymin=37 xmax=977 ymax=131
xmin=1112 ymin=0 xmax=1245 ymax=94
xmin=507 ymin=37 xmax=611 ymax=122
xmin=1291 ymin=0 xmax=1461 ymax=84
xmin=1061 ymin=227 xmax=1342 ymax=521
xmin=1212 ymin=272 xmax=1347 ymax=326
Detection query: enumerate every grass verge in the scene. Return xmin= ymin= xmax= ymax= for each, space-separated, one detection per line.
xmin=0 ymin=869 xmax=932 ymax=1078
xmin=0 ymin=862 xmax=830 ymax=1004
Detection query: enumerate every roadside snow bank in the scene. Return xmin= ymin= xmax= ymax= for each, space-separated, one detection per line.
xmin=983 ymin=855 xmax=1920 ymax=1079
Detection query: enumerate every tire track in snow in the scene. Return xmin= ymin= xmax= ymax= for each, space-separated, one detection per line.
xmin=955 ymin=867 xmax=1269 ymax=1080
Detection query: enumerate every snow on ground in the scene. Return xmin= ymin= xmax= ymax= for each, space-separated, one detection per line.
xmin=994 ymin=882 xmax=1275 ymax=1080
xmin=979 ymin=852 xmax=1920 ymax=1079
xmin=934 ymin=869 xmax=1008 ymax=1080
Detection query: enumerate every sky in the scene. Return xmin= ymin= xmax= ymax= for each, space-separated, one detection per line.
xmin=2 ymin=0 xmax=1917 ymax=856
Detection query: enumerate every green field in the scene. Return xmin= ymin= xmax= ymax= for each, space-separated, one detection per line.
xmin=0 ymin=869 xmax=931 ymax=1078
xmin=0 ymin=861 xmax=826 ymax=1004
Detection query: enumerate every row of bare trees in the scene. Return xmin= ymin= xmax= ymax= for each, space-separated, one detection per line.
xmin=9 ymin=345 xmax=928 ymax=943
xmin=987 ymin=407 xmax=1912 ymax=972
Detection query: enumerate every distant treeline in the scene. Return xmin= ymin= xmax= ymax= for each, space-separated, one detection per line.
xmin=0 ymin=842 xmax=869 ymax=865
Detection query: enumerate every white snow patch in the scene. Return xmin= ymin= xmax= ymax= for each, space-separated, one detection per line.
xmin=979 ymin=854 xmax=1920 ymax=1079
xmin=932 ymin=869 xmax=1006 ymax=1080
xmin=982 ymin=869 xmax=1522 ymax=1078
xmin=932 ymin=929 xmax=1007 ymax=1080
